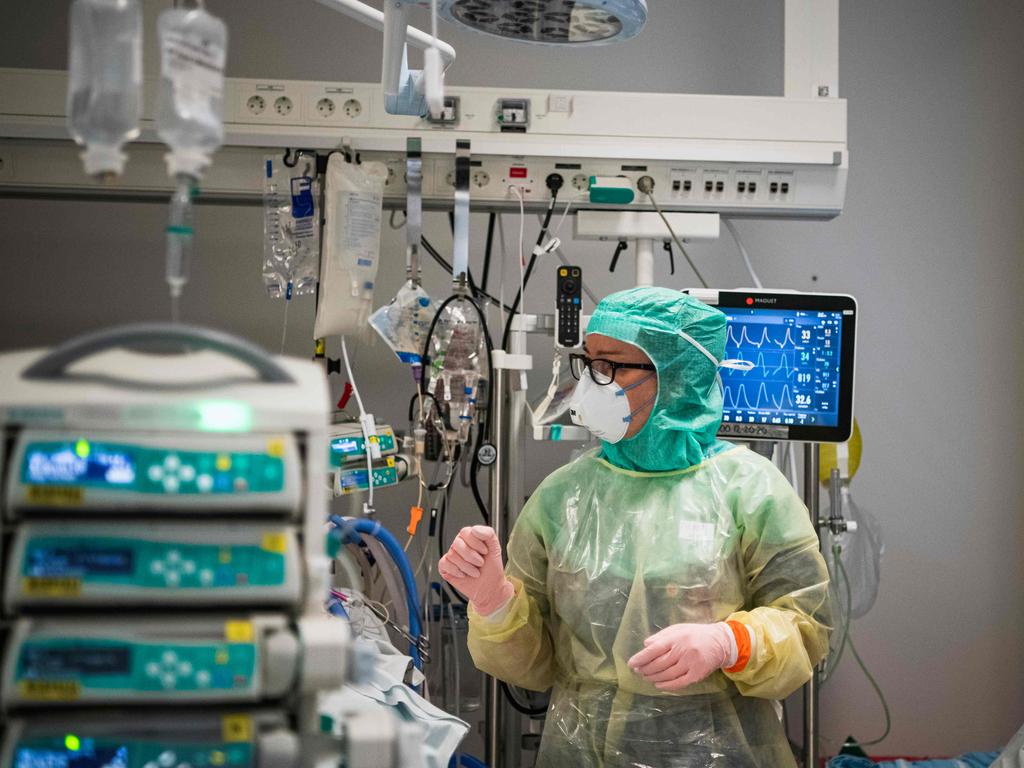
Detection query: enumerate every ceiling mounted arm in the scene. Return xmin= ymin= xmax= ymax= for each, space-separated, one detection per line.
xmin=312 ymin=0 xmax=456 ymax=116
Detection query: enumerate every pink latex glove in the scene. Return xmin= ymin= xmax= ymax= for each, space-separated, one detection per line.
xmin=628 ymin=622 xmax=737 ymax=691
xmin=438 ymin=525 xmax=514 ymax=616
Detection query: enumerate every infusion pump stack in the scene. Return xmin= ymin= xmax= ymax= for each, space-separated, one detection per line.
xmin=0 ymin=325 xmax=355 ymax=767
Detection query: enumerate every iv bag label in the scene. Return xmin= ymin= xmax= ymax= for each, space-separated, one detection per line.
xmin=337 ymin=191 xmax=382 ymax=268
xmin=290 ymin=176 xmax=315 ymax=219
xmin=161 ymin=31 xmax=226 ymax=112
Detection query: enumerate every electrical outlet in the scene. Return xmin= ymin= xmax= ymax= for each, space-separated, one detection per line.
xmin=701 ymin=170 xmax=729 ymax=196
xmin=735 ymin=171 xmax=762 ymax=196
xmin=316 ymin=97 xmax=335 ymax=117
xmin=472 ymin=169 xmax=490 ymax=188
xmin=274 ymin=96 xmax=294 ymax=116
xmin=669 ymin=169 xmax=698 ymax=196
xmin=572 ymin=173 xmax=589 ymax=192
xmin=767 ymin=172 xmax=794 ymax=196
xmin=246 ymin=95 xmax=266 ymax=115
xmin=343 ymin=99 xmax=362 ymax=118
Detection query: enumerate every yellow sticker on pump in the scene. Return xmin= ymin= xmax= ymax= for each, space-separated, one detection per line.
xmin=23 ymin=577 xmax=82 ymax=597
xmin=19 ymin=680 xmax=81 ymax=701
xmin=225 ymin=621 xmax=254 ymax=643
xmin=266 ymin=439 xmax=285 ymax=458
xmin=26 ymin=486 xmax=83 ymax=506
xmin=222 ymin=714 xmax=253 ymax=743
xmin=260 ymin=532 xmax=288 ymax=553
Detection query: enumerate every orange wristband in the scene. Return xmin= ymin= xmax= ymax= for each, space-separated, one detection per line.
xmin=724 ymin=620 xmax=752 ymax=674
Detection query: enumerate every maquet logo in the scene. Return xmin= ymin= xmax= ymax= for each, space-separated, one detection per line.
xmin=746 ymin=296 xmax=778 ymax=305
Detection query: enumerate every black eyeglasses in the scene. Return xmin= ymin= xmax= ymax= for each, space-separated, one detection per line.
xmin=569 ymin=353 xmax=656 ymax=386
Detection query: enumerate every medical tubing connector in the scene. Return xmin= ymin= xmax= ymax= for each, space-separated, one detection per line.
xmin=330 ymin=515 xmax=423 ymax=670
xmin=166 ymin=174 xmax=195 ymax=318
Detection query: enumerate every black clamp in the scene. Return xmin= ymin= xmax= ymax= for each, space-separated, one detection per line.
xmin=663 ymin=240 xmax=676 ymax=275
xmin=609 ymin=240 xmax=628 ymax=272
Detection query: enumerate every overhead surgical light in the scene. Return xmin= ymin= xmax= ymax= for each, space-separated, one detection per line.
xmin=315 ymin=0 xmax=647 ymax=117
xmin=439 ymin=0 xmax=648 ymax=45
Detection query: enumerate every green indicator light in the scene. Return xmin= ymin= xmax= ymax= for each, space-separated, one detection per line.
xmin=75 ymin=440 xmax=90 ymax=458
xmin=198 ymin=401 xmax=253 ymax=432
xmin=65 ymin=734 xmax=81 ymax=752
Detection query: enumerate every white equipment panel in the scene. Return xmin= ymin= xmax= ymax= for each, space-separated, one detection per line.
xmin=0 ymin=68 xmax=847 ymax=218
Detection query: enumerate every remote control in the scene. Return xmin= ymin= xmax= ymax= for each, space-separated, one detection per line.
xmin=556 ymin=266 xmax=583 ymax=348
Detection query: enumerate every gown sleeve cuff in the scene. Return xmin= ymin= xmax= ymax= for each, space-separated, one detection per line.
xmin=724 ymin=620 xmax=753 ymax=674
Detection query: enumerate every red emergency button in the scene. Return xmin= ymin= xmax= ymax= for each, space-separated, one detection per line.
xmin=509 ymin=167 xmax=527 ymax=178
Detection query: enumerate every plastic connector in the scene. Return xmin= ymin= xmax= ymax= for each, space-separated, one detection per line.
xmin=546 ymin=173 xmax=564 ymax=193
xmin=360 ymin=413 xmax=381 ymax=459
xmin=407 ymin=506 xmax=424 ymax=536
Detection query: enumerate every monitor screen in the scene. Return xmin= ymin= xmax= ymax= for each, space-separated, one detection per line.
xmin=684 ymin=289 xmax=856 ymax=442
xmin=721 ymin=308 xmax=843 ymax=427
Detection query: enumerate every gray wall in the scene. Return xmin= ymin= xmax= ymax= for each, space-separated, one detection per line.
xmin=2 ymin=0 xmax=1023 ymax=758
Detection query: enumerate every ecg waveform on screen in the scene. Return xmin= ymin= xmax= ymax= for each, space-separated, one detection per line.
xmin=731 ymin=352 xmax=798 ymax=379
xmin=726 ymin=324 xmax=800 ymax=349
xmin=723 ymin=382 xmax=796 ymax=411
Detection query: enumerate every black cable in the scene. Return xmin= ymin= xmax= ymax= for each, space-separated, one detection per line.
xmin=407 ymin=390 xmax=444 ymax=424
xmin=500 ymin=192 xmax=558 ymax=351
xmin=420 ymin=236 xmax=514 ymax=313
xmin=469 ymin=440 xmax=490 ymax=525
xmin=437 ymin=483 xmax=453 ymax=560
xmin=500 ymin=681 xmax=549 ymax=718
xmin=481 ymin=212 xmax=496 ymax=294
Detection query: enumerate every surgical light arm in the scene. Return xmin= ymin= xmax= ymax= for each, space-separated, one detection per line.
xmin=311 ymin=0 xmax=455 ymax=116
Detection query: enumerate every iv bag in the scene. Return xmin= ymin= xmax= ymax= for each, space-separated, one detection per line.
xmin=66 ymin=0 xmax=143 ymax=177
xmin=369 ymin=280 xmax=438 ymax=365
xmin=262 ymin=153 xmax=320 ymax=299
xmin=313 ymin=154 xmax=388 ymax=338
xmin=826 ymin=490 xmax=883 ymax=620
xmin=427 ymin=298 xmax=488 ymax=444
xmin=156 ymin=5 xmax=227 ymax=179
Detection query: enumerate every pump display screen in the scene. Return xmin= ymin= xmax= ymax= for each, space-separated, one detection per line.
xmin=685 ymin=290 xmax=856 ymax=442
xmin=721 ymin=309 xmax=843 ymax=427
xmin=13 ymin=738 xmax=254 ymax=768
xmin=21 ymin=646 xmax=132 ymax=677
xmin=25 ymin=446 xmax=136 ymax=486
xmin=19 ymin=440 xmax=286 ymax=495
xmin=15 ymin=745 xmax=128 ymax=768
xmin=26 ymin=547 xmax=135 ymax=577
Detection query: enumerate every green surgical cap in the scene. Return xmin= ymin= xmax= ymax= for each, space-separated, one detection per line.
xmin=586 ymin=287 xmax=729 ymax=471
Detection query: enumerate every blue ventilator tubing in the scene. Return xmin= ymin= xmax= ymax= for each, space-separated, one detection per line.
xmin=449 ymin=755 xmax=488 ymax=768
xmin=329 ymin=515 xmax=423 ymax=670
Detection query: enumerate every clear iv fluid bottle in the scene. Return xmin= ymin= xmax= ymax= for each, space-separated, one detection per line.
xmin=156 ymin=4 xmax=228 ymax=179
xmin=66 ymin=0 xmax=142 ymax=177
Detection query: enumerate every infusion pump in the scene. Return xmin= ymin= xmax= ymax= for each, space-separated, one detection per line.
xmin=0 ymin=324 xmax=361 ymax=765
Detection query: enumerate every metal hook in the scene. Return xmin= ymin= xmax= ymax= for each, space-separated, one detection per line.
xmin=282 ymin=148 xmax=298 ymax=168
xmin=663 ymin=240 xmax=676 ymax=275
xmin=609 ymin=240 xmax=628 ymax=273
